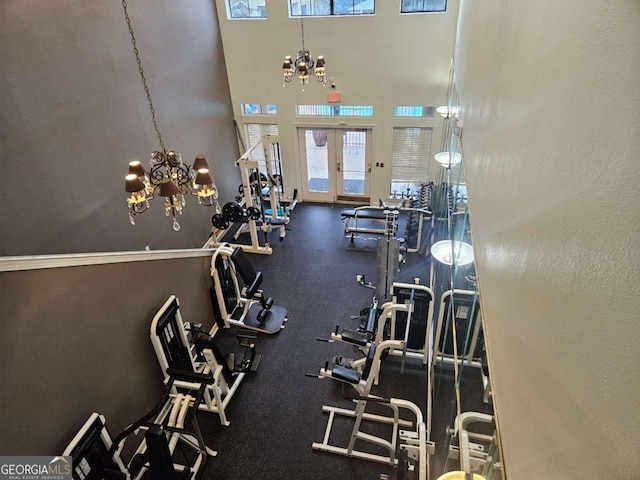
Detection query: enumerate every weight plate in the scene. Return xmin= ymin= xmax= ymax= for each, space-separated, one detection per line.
xmin=246 ymin=206 xmax=261 ymax=220
xmin=211 ymin=214 xmax=229 ymax=230
xmin=249 ymin=171 xmax=268 ymax=185
xmin=222 ymin=201 xmax=244 ymax=222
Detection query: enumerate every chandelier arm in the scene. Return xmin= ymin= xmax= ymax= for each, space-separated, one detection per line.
xmin=149 ymin=161 xmax=169 ymax=186
xmin=121 ymin=0 xmax=165 ymax=152
xmin=173 ymin=164 xmax=193 ymax=192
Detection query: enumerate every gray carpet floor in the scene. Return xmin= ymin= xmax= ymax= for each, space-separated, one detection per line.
xmin=198 ymin=203 xmax=493 ymax=480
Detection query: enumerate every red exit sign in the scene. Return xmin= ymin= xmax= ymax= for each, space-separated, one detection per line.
xmin=328 ymin=91 xmax=341 ymax=103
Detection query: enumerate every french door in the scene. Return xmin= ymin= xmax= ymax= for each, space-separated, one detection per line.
xmin=298 ymin=127 xmax=372 ymax=203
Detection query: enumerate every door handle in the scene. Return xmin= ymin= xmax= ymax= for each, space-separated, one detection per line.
xmin=367 ymin=163 xmax=371 ymax=173
xmin=336 ymin=162 xmax=341 ymax=172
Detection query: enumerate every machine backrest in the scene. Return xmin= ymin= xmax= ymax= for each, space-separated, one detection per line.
xmin=231 ymin=247 xmax=263 ymax=296
xmin=439 ymin=290 xmax=481 ymax=356
xmin=151 ymin=296 xmax=195 ymax=381
xmin=391 ymin=285 xmax=434 ymax=350
xmin=362 ymin=343 xmax=377 ymax=382
xmin=210 ymin=254 xmax=239 ymax=328
xmin=63 ymin=412 xmax=127 ymax=480
xmin=363 ymin=302 xmax=379 ymax=337
xmin=145 ymin=426 xmax=179 ymax=480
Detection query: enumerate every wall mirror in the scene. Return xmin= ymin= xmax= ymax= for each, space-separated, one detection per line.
xmin=429 ymin=62 xmax=504 ymax=480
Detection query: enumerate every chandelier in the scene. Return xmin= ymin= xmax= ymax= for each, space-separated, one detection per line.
xmin=282 ymin=17 xmax=326 ymax=86
xmin=120 ymin=0 xmax=219 ymax=232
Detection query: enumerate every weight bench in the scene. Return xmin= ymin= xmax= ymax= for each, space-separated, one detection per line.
xmin=341 ymin=207 xmax=393 ymax=237
xmin=341 ymin=205 xmax=433 ymax=253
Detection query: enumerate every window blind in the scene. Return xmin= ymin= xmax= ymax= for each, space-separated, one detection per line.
xmin=391 ymin=127 xmax=432 ymax=183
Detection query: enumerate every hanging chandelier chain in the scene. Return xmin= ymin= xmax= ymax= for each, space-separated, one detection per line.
xmin=121 ymin=0 xmax=165 ymax=152
xmin=300 ymin=17 xmax=306 ymax=52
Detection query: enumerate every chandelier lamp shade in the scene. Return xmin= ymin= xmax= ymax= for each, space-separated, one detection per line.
xmin=120 ymin=0 xmax=219 ymax=231
xmin=124 ymin=153 xmax=220 ymax=232
xmin=283 ymin=17 xmax=326 ymax=85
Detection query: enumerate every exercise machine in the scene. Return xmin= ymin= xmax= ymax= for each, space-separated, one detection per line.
xmin=341 ymin=197 xmax=432 ymax=254
xmin=210 ymin=243 xmax=287 ymax=334
xmin=355 ymin=209 xmax=405 ymax=302
xmin=63 ymin=412 xmax=127 ymax=479
xmin=321 ymin=281 xmax=435 ymax=380
xmin=63 ymin=369 xmax=216 ymax=480
xmin=445 ymin=412 xmax=501 ymax=478
xmin=204 ymin=135 xmax=296 ymax=254
xmin=433 ymin=290 xmax=482 ymax=369
xmin=309 ymin=339 xmax=435 ymax=477
xmin=151 ymin=295 xmax=259 ymax=426
xmin=386 ymin=282 xmax=435 ymax=366
xmin=432 ymin=289 xmax=491 ymax=402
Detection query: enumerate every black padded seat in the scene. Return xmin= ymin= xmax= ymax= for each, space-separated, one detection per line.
xmin=231 ymin=247 xmax=263 ymax=296
xmin=340 ymin=330 xmax=369 ymax=347
xmin=341 ymin=208 xmax=387 ymax=220
xmin=331 ymin=366 xmax=361 ymax=384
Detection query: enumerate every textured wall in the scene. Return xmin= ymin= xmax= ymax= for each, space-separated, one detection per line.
xmin=455 ymin=1 xmax=640 ymax=477
xmin=0 ymin=0 xmax=240 ymax=256
xmin=0 ymin=256 xmax=215 ymax=455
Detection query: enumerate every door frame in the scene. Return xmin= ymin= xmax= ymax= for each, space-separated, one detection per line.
xmin=296 ymin=125 xmax=373 ymax=204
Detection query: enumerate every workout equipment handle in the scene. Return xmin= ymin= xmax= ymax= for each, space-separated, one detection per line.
xmin=306 ymin=360 xmax=330 ymax=379
xmin=400 ymin=289 xmax=415 ymax=374
xmin=166 ymin=368 xmax=213 ymax=384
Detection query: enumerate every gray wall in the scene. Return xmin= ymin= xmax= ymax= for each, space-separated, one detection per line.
xmin=0 ymin=256 xmax=215 ymax=455
xmin=455 ymin=0 xmax=640 ymax=477
xmin=0 ymin=0 xmax=240 ymax=256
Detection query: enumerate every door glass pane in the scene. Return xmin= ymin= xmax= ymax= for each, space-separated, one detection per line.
xmin=306 ymin=129 xmax=329 ymax=192
xmin=342 ymin=130 xmax=366 ymax=195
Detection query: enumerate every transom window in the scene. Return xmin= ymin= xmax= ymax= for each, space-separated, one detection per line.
xmin=290 ymin=0 xmax=374 ymax=16
xmin=296 ymin=105 xmax=373 ymax=116
xmin=394 ymin=106 xmax=435 ymax=118
xmin=400 ymin=0 xmax=446 ymax=13
xmin=227 ymin=0 xmax=266 ymax=19
xmin=241 ymin=104 xmax=277 ymax=115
